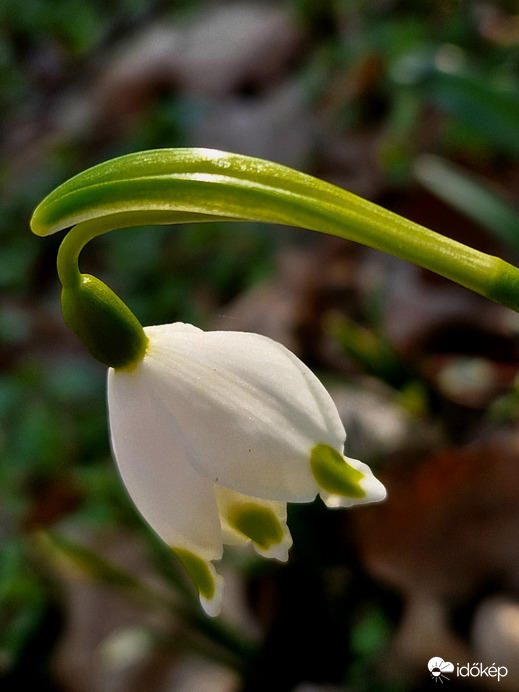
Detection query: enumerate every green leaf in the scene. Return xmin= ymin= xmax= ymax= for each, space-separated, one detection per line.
xmin=415 ymin=154 xmax=519 ymax=255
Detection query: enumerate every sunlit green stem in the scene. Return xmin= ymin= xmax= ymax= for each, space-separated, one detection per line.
xmin=33 ymin=148 xmax=519 ymax=312
xmin=56 ymin=216 xmax=152 ymax=368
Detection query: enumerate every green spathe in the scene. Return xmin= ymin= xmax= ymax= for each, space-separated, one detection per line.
xmin=30 ymin=148 xmax=519 ymax=314
xmin=61 ymin=274 xmax=148 ymax=369
xmin=310 ymin=444 xmax=366 ymax=499
xmin=227 ymin=502 xmax=284 ymax=550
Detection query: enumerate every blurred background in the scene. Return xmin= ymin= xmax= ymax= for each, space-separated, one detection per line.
xmin=2 ymin=1 xmax=519 ymax=690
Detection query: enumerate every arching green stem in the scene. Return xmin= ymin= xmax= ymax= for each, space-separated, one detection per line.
xmin=32 ymin=148 xmax=519 ymax=312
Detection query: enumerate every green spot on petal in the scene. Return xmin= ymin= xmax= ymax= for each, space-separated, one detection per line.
xmin=228 ymin=503 xmax=284 ymax=550
xmin=173 ymin=548 xmax=215 ymax=601
xmin=310 ymin=444 xmax=366 ymax=498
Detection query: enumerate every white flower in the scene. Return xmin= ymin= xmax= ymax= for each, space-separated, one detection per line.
xmin=107 ymin=322 xmax=386 ymax=615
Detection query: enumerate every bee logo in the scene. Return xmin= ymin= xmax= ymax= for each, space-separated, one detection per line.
xmin=428 ymin=657 xmax=454 ymax=683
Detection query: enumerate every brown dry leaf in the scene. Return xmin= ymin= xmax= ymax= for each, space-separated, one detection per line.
xmin=79 ymin=3 xmax=305 ymax=140
xmin=211 ymin=234 xmax=372 ymax=373
xmin=357 ymin=431 xmax=519 ymax=600
xmin=353 ymin=430 xmax=519 ymax=670
xmin=354 ymin=431 xmax=519 ymax=673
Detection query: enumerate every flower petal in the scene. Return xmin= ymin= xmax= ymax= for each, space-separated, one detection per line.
xmin=215 ymin=486 xmax=291 ymax=562
xmin=139 ymin=323 xmax=347 ymax=503
xmin=310 ymin=443 xmax=387 ymax=508
xmin=108 ymin=364 xmax=225 ymax=614
xmin=108 ymin=365 xmax=223 ymax=557
xmin=172 ymin=548 xmax=223 ymax=617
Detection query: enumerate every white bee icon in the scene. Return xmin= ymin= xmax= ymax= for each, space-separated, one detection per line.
xmin=428 ymin=657 xmax=454 ymax=683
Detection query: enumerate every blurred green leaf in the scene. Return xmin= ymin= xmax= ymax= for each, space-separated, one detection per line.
xmin=326 ymin=312 xmax=416 ymax=390
xmin=0 ymin=539 xmax=61 ymax=681
xmin=392 ymin=47 xmax=519 ymax=157
xmin=429 ymin=67 xmax=519 ymax=156
xmin=351 ymin=606 xmax=392 ymax=658
xmin=415 ymin=154 xmax=519 ymax=255
xmin=35 ymin=531 xmax=256 ymax=672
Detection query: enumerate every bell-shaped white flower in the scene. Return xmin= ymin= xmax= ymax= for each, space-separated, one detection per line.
xmin=107 ymin=322 xmax=386 ymax=615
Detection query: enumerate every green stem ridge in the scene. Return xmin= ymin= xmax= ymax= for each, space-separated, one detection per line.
xmin=31 ymin=147 xmax=519 ymax=312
